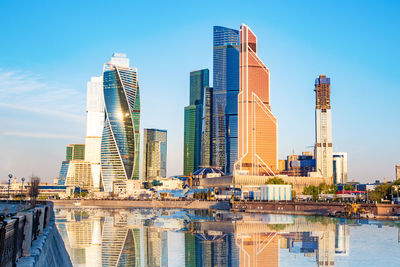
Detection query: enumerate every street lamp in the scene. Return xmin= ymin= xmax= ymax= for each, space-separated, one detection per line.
xmin=7 ymin=174 xmax=13 ymax=203
xmin=20 ymin=177 xmax=25 ymax=205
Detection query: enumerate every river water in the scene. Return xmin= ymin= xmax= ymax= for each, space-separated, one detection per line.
xmin=55 ymin=208 xmax=400 ymax=267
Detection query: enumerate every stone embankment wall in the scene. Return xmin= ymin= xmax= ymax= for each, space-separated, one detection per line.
xmin=16 ymin=203 xmax=72 ymax=267
xmin=53 ymin=199 xmax=231 ymax=210
xmin=232 ymin=201 xmax=400 ymax=216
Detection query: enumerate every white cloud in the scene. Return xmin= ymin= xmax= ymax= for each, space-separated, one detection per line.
xmin=0 ymin=68 xmax=85 ymax=123
xmin=3 ymin=131 xmax=84 ymax=140
xmin=0 ymin=102 xmax=83 ymax=122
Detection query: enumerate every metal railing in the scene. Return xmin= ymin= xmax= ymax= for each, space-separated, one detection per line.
xmin=0 ymin=202 xmax=52 ymax=266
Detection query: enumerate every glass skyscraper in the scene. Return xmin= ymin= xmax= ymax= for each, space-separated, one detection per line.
xmin=66 ymin=144 xmax=85 ymax=160
xmin=101 ymin=53 xmax=140 ymax=192
xmin=212 ymin=26 xmax=239 ymax=174
xmin=143 ymin=128 xmax=167 ymax=181
xmin=183 ymin=69 xmax=209 ymax=175
xmin=237 ymin=24 xmax=278 ymax=176
xmin=201 ymin=86 xmax=213 ymax=167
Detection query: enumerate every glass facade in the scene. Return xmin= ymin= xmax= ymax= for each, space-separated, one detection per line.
xmin=184 ymin=105 xmax=197 ymax=175
xmin=101 ymin=58 xmax=140 ymax=192
xmin=212 ymin=26 xmax=239 ymax=174
xmin=58 ymin=160 xmax=70 ymax=185
xmin=237 ymin=24 xmax=277 ymax=176
xmin=143 ymin=128 xmax=167 ymax=181
xmin=201 ymin=86 xmax=213 ymax=167
xmin=66 ymin=144 xmax=85 ymax=160
xmin=184 ymin=69 xmax=209 ymax=175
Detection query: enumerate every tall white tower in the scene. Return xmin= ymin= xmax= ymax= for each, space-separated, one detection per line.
xmin=315 ymin=75 xmax=333 ymax=179
xmin=85 ymin=76 xmax=104 ymax=189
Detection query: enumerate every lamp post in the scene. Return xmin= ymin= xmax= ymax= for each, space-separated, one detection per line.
xmin=7 ymin=174 xmax=13 ymax=203
xmin=20 ymin=177 xmax=25 ymax=205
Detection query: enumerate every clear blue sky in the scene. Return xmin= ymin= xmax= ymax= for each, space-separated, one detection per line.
xmin=0 ymin=0 xmax=399 ymax=183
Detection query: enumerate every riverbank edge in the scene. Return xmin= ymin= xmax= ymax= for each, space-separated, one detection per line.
xmin=17 ymin=203 xmax=72 ymax=267
xmin=52 ymin=199 xmax=400 ymax=221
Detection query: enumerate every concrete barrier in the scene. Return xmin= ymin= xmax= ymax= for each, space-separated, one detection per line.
xmin=17 ymin=211 xmax=33 ymax=257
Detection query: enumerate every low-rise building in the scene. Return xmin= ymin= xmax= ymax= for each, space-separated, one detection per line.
xmin=251 ymin=184 xmax=292 ymax=201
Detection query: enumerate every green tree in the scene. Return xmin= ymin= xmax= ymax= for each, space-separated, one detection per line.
xmin=265 ymin=177 xmax=286 ymax=185
xmin=344 ymin=184 xmax=354 ymax=191
xmin=368 ymin=183 xmax=391 ymax=202
xmin=303 ymin=185 xmax=318 ymax=200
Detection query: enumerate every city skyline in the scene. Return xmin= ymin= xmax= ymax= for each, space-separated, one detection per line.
xmin=1 ymin=1 xmax=399 ymax=183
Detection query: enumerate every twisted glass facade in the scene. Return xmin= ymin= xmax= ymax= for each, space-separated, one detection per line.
xmin=212 ymin=26 xmax=239 ymax=174
xmin=101 ymin=60 xmax=140 ymax=192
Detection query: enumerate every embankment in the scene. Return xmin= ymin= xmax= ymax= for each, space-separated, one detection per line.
xmin=52 ymin=199 xmax=230 ymax=210
xmin=231 ymin=201 xmax=400 ymax=219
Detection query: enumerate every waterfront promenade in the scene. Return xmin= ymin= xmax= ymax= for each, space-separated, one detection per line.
xmin=52 ymin=199 xmax=400 ymax=220
xmin=0 ymin=201 xmax=72 ymax=267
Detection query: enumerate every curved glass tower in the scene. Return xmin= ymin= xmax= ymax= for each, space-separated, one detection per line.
xmin=101 ymin=53 xmax=140 ymax=192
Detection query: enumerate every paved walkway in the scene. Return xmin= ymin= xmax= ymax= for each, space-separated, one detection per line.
xmin=0 ymin=203 xmax=22 ymax=214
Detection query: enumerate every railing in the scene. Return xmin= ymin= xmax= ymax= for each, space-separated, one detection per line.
xmin=0 ymin=202 xmax=52 ymax=266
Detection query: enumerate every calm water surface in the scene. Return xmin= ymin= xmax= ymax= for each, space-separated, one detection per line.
xmin=55 ymin=208 xmax=400 ymax=267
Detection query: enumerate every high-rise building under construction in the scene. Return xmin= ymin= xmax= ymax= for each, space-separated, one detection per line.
xmin=315 ymin=75 xmax=333 ymax=178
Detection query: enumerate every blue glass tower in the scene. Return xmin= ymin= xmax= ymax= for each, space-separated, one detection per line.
xmin=101 ymin=54 xmax=140 ymax=192
xmin=212 ymin=26 xmax=239 ymax=174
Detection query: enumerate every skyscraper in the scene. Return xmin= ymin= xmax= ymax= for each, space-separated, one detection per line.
xmin=201 ymin=86 xmax=213 ymax=167
xmin=333 ymin=152 xmax=347 ymax=184
xmin=183 ymin=105 xmax=198 ymax=175
xmin=143 ymin=128 xmax=167 ymax=181
xmin=85 ymin=76 xmax=104 ymax=189
xmin=236 ymin=24 xmax=278 ymax=176
xmin=315 ymin=75 xmax=333 ymax=178
xmin=101 ymin=53 xmax=140 ymax=192
xmin=183 ymin=69 xmax=209 ymax=175
xmin=66 ymin=144 xmax=85 ymax=160
xmin=212 ymin=26 xmax=239 ymax=174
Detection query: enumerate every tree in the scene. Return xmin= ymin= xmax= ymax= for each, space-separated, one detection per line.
xmin=265 ymin=177 xmax=286 ymax=185
xmin=344 ymin=184 xmax=354 ymax=191
xmin=303 ymin=185 xmax=318 ymax=200
xmin=318 ymin=183 xmax=337 ymax=194
xmin=30 ymin=176 xmax=40 ymax=207
xmin=368 ymin=183 xmax=391 ymax=202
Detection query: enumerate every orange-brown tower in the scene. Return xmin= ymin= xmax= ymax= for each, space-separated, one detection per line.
xmin=236 ymin=24 xmax=278 ymax=176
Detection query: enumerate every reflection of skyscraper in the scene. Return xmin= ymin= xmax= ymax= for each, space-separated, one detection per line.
xmin=85 ymin=76 xmax=104 ymax=189
xmin=144 ymin=227 xmax=168 ymax=267
xmin=237 ymin=24 xmax=278 ymax=176
xmin=212 ymin=26 xmax=239 ymax=174
xmin=184 ymin=69 xmax=209 ymax=175
xmin=143 ymin=128 xmax=167 ymax=181
xmin=335 ymin=224 xmax=349 ymax=256
xmin=101 ymin=53 xmax=140 ymax=192
xmin=315 ymin=75 xmax=333 ymax=178
xmin=237 ymin=233 xmax=279 ymax=267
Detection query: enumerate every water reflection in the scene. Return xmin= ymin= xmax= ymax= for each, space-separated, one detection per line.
xmin=55 ymin=208 xmax=400 ymax=267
